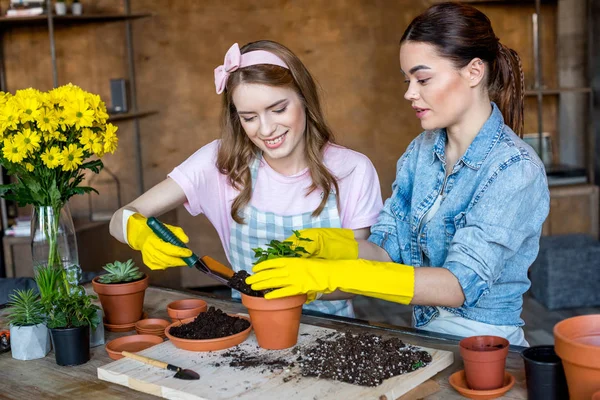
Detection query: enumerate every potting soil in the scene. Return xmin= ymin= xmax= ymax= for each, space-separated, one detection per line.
xmin=299 ymin=332 xmax=432 ymax=386
xmin=168 ymin=307 xmax=250 ymax=339
xmin=228 ymin=270 xmax=265 ymax=297
xmin=218 ymin=332 xmax=432 ymax=387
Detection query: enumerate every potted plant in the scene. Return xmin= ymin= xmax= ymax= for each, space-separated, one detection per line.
xmin=6 ymin=289 xmax=51 ymax=360
xmin=238 ymin=232 xmax=309 ymax=350
xmin=92 ymin=259 xmax=149 ymax=325
xmin=54 ymin=0 xmax=67 ymax=15
xmin=45 ymin=276 xmax=101 ymax=366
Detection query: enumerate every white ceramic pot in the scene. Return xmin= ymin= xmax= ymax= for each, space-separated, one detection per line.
xmin=9 ymin=323 xmax=51 ymax=360
xmin=71 ymin=2 xmax=82 ymax=15
xmin=54 ymin=2 xmax=67 ymax=16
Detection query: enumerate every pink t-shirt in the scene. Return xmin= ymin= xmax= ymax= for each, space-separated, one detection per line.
xmin=168 ymin=140 xmax=382 ymax=259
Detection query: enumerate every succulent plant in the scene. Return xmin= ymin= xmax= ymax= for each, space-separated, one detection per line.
xmin=97 ymin=259 xmax=144 ymax=284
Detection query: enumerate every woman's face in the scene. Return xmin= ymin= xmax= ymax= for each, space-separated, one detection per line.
xmin=399 ymin=41 xmax=474 ymax=131
xmin=232 ymin=83 xmax=306 ymax=169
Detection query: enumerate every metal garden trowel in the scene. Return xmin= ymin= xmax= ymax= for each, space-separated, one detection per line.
xmin=121 ymin=351 xmax=200 ymax=380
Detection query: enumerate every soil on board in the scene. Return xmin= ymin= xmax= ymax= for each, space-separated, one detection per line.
xmin=216 ymin=332 xmax=432 ymax=387
xmin=168 ymin=307 xmax=250 ymax=339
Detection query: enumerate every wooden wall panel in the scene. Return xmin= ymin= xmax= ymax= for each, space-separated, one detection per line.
xmin=0 ymin=0 xmax=559 ymax=286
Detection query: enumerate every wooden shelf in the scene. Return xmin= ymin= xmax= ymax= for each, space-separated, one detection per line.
xmin=107 ymin=110 xmax=158 ymax=123
xmin=525 ymin=87 xmax=592 ymax=96
xmin=0 ymin=13 xmax=152 ymax=28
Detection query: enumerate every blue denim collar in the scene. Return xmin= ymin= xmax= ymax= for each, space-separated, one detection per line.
xmin=432 ymin=102 xmax=504 ymax=170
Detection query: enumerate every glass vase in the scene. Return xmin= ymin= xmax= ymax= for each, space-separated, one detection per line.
xmin=31 ymin=204 xmax=82 ymax=293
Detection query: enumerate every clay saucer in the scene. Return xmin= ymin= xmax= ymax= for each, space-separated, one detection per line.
xmin=105 ymin=334 xmax=164 ymax=360
xmin=164 ymin=314 xmax=252 ymax=351
xmin=449 ymin=370 xmax=515 ymax=400
xmin=104 ymin=311 xmax=148 ymax=332
xmin=135 ymin=318 xmax=170 ymax=335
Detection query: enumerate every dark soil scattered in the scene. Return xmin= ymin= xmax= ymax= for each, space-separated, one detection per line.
xmin=298 ymin=332 xmax=432 ymax=386
xmin=218 ymin=331 xmax=432 ymax=387
xmin=168 ymin=307 xmax=250 ymax=339
xmin=221 ymin=347 xmax=295 ymax=373
xmin=229 ymin=270 xmax=265 ymax=297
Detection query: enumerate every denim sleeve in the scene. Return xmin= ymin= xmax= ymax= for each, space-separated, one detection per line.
xmin=368 ymin=141 xmax=417 ymax=263
xmin=444 ymin=159 xmax=550 ymax=307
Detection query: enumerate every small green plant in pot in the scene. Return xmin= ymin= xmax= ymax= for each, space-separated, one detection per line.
xmin=7 ymin=289 xmax=51 ymax=360
xmin=240 ymin=231 xmax=311 ymax=350
xmin=41 ymin=267 xmax=101 ymax=366
xmin=92 ymin=259 xmax=149 ymax=326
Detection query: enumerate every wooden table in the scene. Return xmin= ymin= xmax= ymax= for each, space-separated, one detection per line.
xmin=0 ymin=286 xmax=528 ymax=399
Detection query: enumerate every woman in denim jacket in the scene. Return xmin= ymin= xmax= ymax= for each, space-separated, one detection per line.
xmin=247 ymin=3 xmax=550 ymax=346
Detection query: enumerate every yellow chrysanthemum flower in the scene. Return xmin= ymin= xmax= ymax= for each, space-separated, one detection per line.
xmin=41 ymin=146 xmax=62 ymax=169
xmin=0 ymin=92 xmax=11 ymax=107
xmin=60 ymin=143 xmax=84 ymax=171
xmin=92 ymin=139 xmax=104 ymax=156
xmin=2 ymin=139 xmax=26 ymax=163
xmin=0 ymin=102 xmax=21 ymax=131
xmin=78 ymin=128 xmax=96 ymax=149
xmin=17 ymin=96 xmax=42 ymax=123
xmin=103 ymin=123 xmax=118 ymax=154
xmin=24 ymin=162 xmax=34 ymax=172
xmin=13 ymin=129 xmax=41 ymax=154
xmin=36 ymin=108 xmax=59 ymax=133
xmin=63 ymin=98 xmax=94 ymax=129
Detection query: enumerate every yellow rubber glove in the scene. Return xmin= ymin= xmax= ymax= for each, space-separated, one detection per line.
xmin=127 ymin=213 xmax=193 ymax=270
xmin=246 ymin=258 xmax=414 ymax=304
xmin=286 ymin=228 xmax=358 ymax=260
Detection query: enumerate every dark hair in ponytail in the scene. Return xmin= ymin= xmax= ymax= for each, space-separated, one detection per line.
xmin=400 ymin=2 xmax=524 ymax=136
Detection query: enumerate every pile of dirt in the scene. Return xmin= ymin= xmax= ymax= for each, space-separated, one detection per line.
xmin=168 ymin=307 xmax=250 ymax=339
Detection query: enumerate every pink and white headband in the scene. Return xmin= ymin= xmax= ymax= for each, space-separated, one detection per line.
xmin=214 ymin=43 xmax=289 ymax=94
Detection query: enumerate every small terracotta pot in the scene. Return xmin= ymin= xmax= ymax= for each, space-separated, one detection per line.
xmin=554 ymin=314 xmax=600 ymax=400
xmin=167 ymin=299 xmax=208 ymax=322
xmin=241 ymin=293 xmax=305 ymax=350
xmin=92 ymin=275 xmax=149 ymax=325
xmin=459 ymin=335 xmax=509 ymax=390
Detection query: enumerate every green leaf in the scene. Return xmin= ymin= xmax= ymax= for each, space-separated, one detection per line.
xmin=80 ymin=159 xmax=104 ymax=174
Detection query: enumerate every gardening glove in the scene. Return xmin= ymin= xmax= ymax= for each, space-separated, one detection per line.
xmin=126 ymin=213 xmax=192 ymax=270
xmin=246 ymin=258 xmax=414 ymax=304
xmin=285 ymin=228 xmax=358 ymax=260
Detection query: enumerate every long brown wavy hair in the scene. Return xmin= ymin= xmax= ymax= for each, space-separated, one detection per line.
xmin=216 ymin=40 xmax=339 ymax=224
xmin=400 ymin=2 xmax=524 ymax=136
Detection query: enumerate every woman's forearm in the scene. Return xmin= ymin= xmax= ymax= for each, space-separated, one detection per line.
xmin=412 ymin=267 xmax=465 ymax=307
xmin=357 ymin=240 xmax=393 ymax=262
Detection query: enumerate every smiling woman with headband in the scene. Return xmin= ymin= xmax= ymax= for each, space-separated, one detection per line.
xmin=109 ymin=40 xmax=383 ymax=317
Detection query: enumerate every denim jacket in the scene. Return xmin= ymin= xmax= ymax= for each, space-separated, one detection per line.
xmin=369 ymin=103 xmax=550 ymax=327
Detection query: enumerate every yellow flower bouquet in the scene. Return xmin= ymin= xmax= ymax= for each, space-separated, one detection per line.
xmin=0 ymin=83 xmax=118 ymax=278
xmin=0 ymin=83 xmax=117 ymax=207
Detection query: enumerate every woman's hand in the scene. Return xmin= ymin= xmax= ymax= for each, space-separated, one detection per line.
xmin=284 ymin=228 xmax=359 ymax=259
xmin=127 ymin=213 xmax=192 ymax=270
xmin=246 ymin=257 xmax=415 ymax=304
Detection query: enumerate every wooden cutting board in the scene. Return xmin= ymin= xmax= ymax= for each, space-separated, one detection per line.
xmin=98 ymin=322 xmax=453 ymax=400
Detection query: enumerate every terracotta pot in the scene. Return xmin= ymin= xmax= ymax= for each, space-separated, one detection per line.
xmin=554 ymin=314 xmax=600 ymax=400
xmin=166 ymin=299 xmax=207 ymax=322
xmin=241 ymin=293 xmax=305 ymax=350
xmin=593 ymin=391 xmax=600 ymax=400
xmin=92 ymin=275 xmax=149 ymax=325
xmin=459 ymin=335 xmax=509 ymax=390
